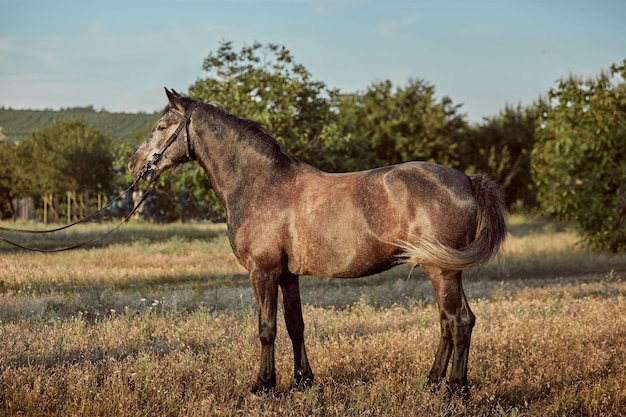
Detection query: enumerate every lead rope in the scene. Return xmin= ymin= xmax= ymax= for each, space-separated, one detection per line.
xmin=0 ymin=178 xmax=155 ymax=253
xmin=0 ymin=175 xmax=143 ymax=235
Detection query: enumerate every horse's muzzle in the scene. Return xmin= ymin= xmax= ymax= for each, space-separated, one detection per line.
xmin=128 ymin=154 xmax=160 ymax=182
xmin=139 ymin=162 xmax=160 ymax=183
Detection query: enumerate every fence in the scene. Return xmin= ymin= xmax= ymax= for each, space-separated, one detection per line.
xmin=13 ymin=192 xmax=108 ymax=223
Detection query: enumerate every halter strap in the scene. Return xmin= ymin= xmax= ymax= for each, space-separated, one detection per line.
xmin=166 ymin=102 xmax=198 ymax=161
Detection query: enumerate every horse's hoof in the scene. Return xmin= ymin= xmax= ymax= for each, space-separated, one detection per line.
xmin=456 ymin=385 xmax=471 ymax=401
xmin=426 ymin=377 xmax=445 ymax=393
xmin=290 ymin=376 xmax=313 ymax=391
xmin=445 ymin=382 xmax=470 ymax=401
xmin=289 ymin=370 xmax=314 ymax=391
xmin=250 ymin=380 xmax=276 ymax=396
xmin=427 ymin=378 xmax=470 ymax=400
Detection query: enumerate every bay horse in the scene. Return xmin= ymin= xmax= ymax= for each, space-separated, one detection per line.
xmin=128 ymin=88 xmax=507 ymax=397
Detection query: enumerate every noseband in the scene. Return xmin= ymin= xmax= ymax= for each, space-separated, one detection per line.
xmin=143 ymin=102 xmax=198 ymax=178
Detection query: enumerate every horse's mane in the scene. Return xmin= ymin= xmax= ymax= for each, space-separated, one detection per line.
xmin=228 ymin=111 xmax=298 ymax=169
xmin=177 ymin=99 xmax=298 ymax=170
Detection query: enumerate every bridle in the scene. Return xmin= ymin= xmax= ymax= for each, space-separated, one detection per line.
xmin=141 ymin=102 xmax=198 ymax=179
xmin=0 ymin=103 xmax=199 ymax=252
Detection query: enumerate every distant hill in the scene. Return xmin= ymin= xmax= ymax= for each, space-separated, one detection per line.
xmin=0 ymin=106 xmax=160 ymax=143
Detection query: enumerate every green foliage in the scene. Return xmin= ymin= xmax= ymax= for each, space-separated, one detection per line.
xmin=137 ymin=165 xmax=223 ymax=223
xmin=17 ymin=119 xmax=115 ymax=196
xmin=0 ymin=141 xmax=18 ymax=217
xmin=463 ymin=104 xmax=538 ymax=210
xmin=532 ymin=59 xmax=626 ymax=252
xmin=189 ymin=40 xmax=342 ymax=170
xmin=335 ymin=79 xmax=467 ymax=170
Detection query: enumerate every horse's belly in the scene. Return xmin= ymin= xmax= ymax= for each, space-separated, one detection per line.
xmin=296 ymin=259 xmax=397 ymax=278
xmin=288 ymin=229 xmax=398 ymax=278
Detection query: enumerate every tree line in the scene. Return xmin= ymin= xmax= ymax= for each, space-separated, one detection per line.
xmin=1 ymin=41 xmax=624 ymax=251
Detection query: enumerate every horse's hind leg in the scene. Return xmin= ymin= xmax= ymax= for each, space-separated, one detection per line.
xmin=280 ymin=273 xmax=314 ymax=390
xmin=424 ymin=266 xmax=476 ymax=397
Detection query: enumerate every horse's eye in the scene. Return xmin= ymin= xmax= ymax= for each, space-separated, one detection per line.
xmin=157 ymin=125 xmax=167 ymax=132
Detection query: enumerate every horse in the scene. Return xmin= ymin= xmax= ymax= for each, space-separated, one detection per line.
xmin=128 ymin=88 xmax=507 ymax=397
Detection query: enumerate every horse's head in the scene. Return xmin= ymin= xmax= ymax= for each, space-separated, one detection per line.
xmin=128 ymin=88 xmax=195 ymax=182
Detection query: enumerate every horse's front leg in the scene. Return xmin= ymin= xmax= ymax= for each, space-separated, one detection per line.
xmin=279 ymin=273 xmax=314 ymax=390
xmin=249 ymin=268 xmax=280 ymax=394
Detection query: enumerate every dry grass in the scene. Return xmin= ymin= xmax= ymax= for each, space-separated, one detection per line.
xmin=0 ymin=216 xmax=625 ymax=416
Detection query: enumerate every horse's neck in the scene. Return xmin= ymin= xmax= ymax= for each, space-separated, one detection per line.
xmin=193 ymin=119 xmax=297 ymax=214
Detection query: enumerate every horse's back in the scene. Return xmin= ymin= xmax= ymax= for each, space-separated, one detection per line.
xmin=381 ymin=161 xmax=474 ymax=203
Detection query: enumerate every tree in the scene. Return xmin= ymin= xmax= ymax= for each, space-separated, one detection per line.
xmin=334 ymin=79 xmax=467 ymax=170
xmin=17 ymin=119 xmax=115 ymax=200
xmin=0 ymin=140 xmax=18 ymax=218
xmin=532 ymin=59 xmax=626 ymax=251
xmin=462 ymin=104 xmax=538 ymax=211
xmin=189 ymin=40 xmax=344 ymax=170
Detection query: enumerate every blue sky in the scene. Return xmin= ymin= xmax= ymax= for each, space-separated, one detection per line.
xmin=1 ymin=0 xmax=624 ymax=122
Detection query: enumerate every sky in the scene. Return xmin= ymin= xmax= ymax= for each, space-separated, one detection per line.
xmin=1 ymin=0 xmax=624 ymax=122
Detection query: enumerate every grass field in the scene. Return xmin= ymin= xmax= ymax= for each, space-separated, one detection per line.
xmin=0 ymin=216 xmax=625 ymax=416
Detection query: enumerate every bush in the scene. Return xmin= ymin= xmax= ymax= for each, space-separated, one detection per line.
xmin=532 ymin=59 xmax=626 ymax=251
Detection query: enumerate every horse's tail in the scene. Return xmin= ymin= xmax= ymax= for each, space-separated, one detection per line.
xmin=397 ymin=174 xmax=507 ymax=271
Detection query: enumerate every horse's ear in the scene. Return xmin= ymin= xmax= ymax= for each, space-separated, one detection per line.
xmin=164 ymin=87 xmax=185 ymax=113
